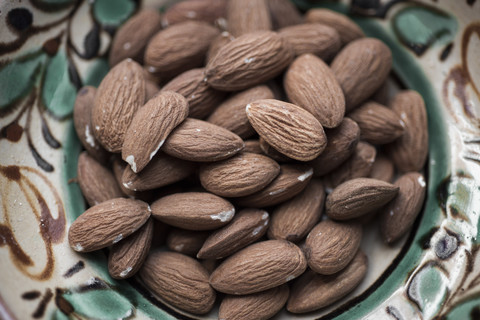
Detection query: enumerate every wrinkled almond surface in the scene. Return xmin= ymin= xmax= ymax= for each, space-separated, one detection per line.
xmin=227 ymin=0 xmax=272 ymax=37
xmin=162 ymin=0 xmax=227 ymax=27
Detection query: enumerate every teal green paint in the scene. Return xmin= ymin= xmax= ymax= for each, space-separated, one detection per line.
xmin=51 ymin=309 xmax=70 ymax=320
xmin=42 ymin=51 xmax=77 ymax=118
xmin=84 ymin=58 xmax=110 ymax=88
xmin=414 ymin=266 xmax=448 ymax=313
xmin=93 ymin=0 xmax=135 ymax=26
xmin=444 ymin=295 xmax=480 ymax=319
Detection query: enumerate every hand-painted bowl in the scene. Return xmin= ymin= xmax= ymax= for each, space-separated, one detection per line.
xmin=1 ymin=0 xmax=479 ymax=319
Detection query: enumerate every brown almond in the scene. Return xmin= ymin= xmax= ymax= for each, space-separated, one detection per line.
xmin=304 ymin=220 xmax=362 ymax=274
xmin=279 ymin=24 xmax=341 ymax=60
xmin=284 ymin=54 xmax=345 ymax=128
xmin=370 ymin=154 xmax=395 ymax=183
xmin=162 ymin=0 xmax=227 ymax=27
xmin=386 ymin=90 xmax=429 ymax=172
xmin=77 ymin=152 xmax=123 ymax=206
xmin=205 ymin=31 xmax=293 ymax=91
xmin=139 ymin=250 xmax=216 ymax=314
xmin=144 ymin=21 xmax=220 ymax=81
xmin=331 ymin=38 xmax=392 ymax=110
xmin=243 ymin=140 xmax=263 ymax=154
xmin=236 ymin=164 xmax=313 ymax=207
xmin=161 ymin=68 xmax=226 ymax=119
xmin=144 ymin=80 xmax=160 ymax=102
xmin=326 ymin=177 xmax=399 ymax=220
xmin=219 ymin=284 xmax=289 ymax=320
xmin=259 ymin=137 xmax=292 ymax=162
xmin=304 ymin=8 xmax=364 ymax=45
xmin=206 ymin=31 xmax=235 ymax=63
xmin=166 ymin=228 xmax=210 ymax=256
xmin=151 ymin=192 xmax=235 ymax=230
xmin=268 ymin=180 xmax=325 ymax=242
xmin=207 ymin=85 xmax=274 ymax=138
xmin=227 ymin=0 xmax=272 ymax=37
xmin=108 ymin=218 xmax=154 ymax=279
xmin=163 ymin=118 xmax=244 ymax=162
xmin=112 ymin=158 xmax=137 ymax=197
xmin=287 ymin=250 xmax=368 ymax=313
xmin=349 ymin=101 xmax=405 ymax=144
xmin=246 ymin=99 xmax=327 ymax=161
xmin=109 ymin=10 xmax=162 ymax=66
xmin=199 ymin=152 xmax=280 ymax=197
xmin=68 ymin=198 xmax=151 ymax=252
xmin=267 ymin=0 xmax=303 ymax=29
xmin=92 ymin=59 xmax=145 ymax=152
xmin=310 ymin=117 xmax=360 ymax=177
xmin=210 ymin=240 xmax=307 ymax=294
xmin=198 ymin=209 xmax=270 ymax=259
xmin=380 ymin=172 xmax=427 ymax=244
xmin=122 ymin=91 xmax=189 ymax=173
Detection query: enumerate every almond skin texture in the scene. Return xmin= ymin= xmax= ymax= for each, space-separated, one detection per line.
xmin=279 ymin=24 xmax=341 ymax=60
xmin=304 ymin=220 xmax=362 ymax=274
xmin=122 ymin=91 xmax=189 ymax=173
xmin=227 ymin=0 xmax=272 ymax=37
xmin=236 ymin=164 xmax=313 ymax=207
xmin=287 ymin=250 xmax=368 ymax=313
xmin=326 ymin=177 xmax=399 ymax=220
xmin=380 ymin=172 xmax=427 ymax=244
xmin=92 ymin=59 xmax=145 ymax=152
xmin=331 ymin=38 xmax=392 ymax=111
xmin=268 ymin=180 xmax=325 ymax=243
xmin=161 ymin=68 xmax=226 ymax=119
xmin=244 ymin=140 xmax=263 ymax=154
xmin=310 ymin=117 xmax=360 ymax=177
xmin=210 ymin=240 xmax=307 ymax=294
xmin=370 ymin=154 xmax=395 ymax=183
xmin=246 ymin=99 xmax=327 ymax=161
xmin=259 ymin=137 xmax=292 ymax=162
xmin=219 ymin=284 xmax=289 ymax=320
xmin=198 ymin=209 xmax=270 ymax=259
xmin=206 ymin=31 xmax=235 ymax=63
xmin=68 ymin=198 xmax=151 ymax=252
xmin=199 ymin=152 xmax=280 ymax=197
xmin=166 ymin=228 xmax=210 ymax=256
xmin=144 ymin=80 xmax=160 ymax=102
xmin=205 ymin=31 xmax=294 ymax=91
xmin=267 ymin=0 xmax=303 ymax=29
xmin=139 ymin=250 xmax=216 ymax=314
xmin=207 ymin=85 xmax=274 ymax=138
xmin=163 ymin=118 xmax=244 ymax=162
xmin=284 ymin=54 xmax=345 ymax=128
xmin=108 ymin=218 xmax=154 ymax=279
xmin=349 ymin=101 xmax=405 ymax=144
xmin=162 ymin=0 xmax=227 ymax=27
xmin=109 ymin=10 xmax=162 ymax=66
xmin=151 ymin=192 xmax=235 ymax=230
xmin=144 ymin=21 xmax=220 ymax=81
xmin=386 ymin=90 xmax=429 ymax=172
xmin=77 ymin=152 xmax=123 ymax=206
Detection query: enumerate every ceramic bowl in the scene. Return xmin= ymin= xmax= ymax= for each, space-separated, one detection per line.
xmin=1 ymin=0 xmax=479 ymax=319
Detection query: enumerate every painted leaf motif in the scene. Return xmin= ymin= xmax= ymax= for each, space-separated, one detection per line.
xmin=93 ymin=0 xmax=135 ymax=27
xmin=84 ymin=58 xmax=109 ymax=88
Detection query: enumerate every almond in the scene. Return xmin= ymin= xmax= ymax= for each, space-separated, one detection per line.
xmin=163 ymin=118 xmax=244 ymax=162
xmin=109 ymin=10 xmax=162 ymax=66
xmin=326 ymin=177 xmax=399 ymax=220
xmin=199 ymin=152 xmax=280 ymax=197
xmin=380 ymin=172 xmax=427 ymax=244
xmin=284 ymin=54 xmax=345 ymax=128
xmin=279 ymin=24 xmax=341 ymax=60
xmin=206 ymin=31 xmax=235 ymax=63
xmin=144 ymin=80 xmax=160 ymax=102
xmin=161 ymin=68 xmax=226 ymax=119
xmin=68 ymin=198 xmax=151 ymax=252
xmin=122 ymin=91 xmax=189 ymax=173
xmin=219 ymin=284 xmax=289 ymax=320
xmin=236 ymin=164 xmax=313 ymax=207
xmin=244 ymin=140 xmax=263 ymax=154
xmin=108 ymin=218 xmax=154 ymax=279
xmin=287 ymin=250 xmax=368 ymax=313
xmin=197 ymin=208 xmax=270 ymax=259
xmin=151 ymin=192 xmax=235 ymax=230
xmin=162 ymin=0 xmax=227 ymax=27
xmin=267 ymin=0 xmax=303 ymax=29
xmin=304 ymin=220 xmax=362 ymax=274
xmin=246 ymin=99 xmax=327 ymax=161
xmin=370 ymin=154 xmax=395 ymax=183
xmin=139 ymin=250 xmax=216 ymax=314
xmin=112 ymin=158 xmax=138 ymax=197
xmin=77 ymin=152 xmax=123 ymax=206
xmin=386 ymin=90 xmax=428 ymax=172
xmin=205 ymin=31 xmax=293 ymax=91
xmin=309 ymin=117 xmax=360 ymax=177
xmin=227 ymin=0 xmax=272 ymax=37
xmin=331 ymin=38 xmax=392 ymax=110
xmin=259 ymin=137 xmax=292 ymax=162
xmin=207 ymin=85 xmax=274 ymax=138
xmin=268 ymin=180 xmax=325 ymax=242
xmin=349 ymin=101 xmax=405 ymax=144
xmin=92 ymin=59 xmax=145 ymax=152
xmin=210 ymin=240 xmax=307 ymax=294
xmin=166 ymin=228 xmax=210 ymax=256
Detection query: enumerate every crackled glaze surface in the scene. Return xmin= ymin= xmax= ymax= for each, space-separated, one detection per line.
xmin=0 ymin=0 xmax=479 ymax=319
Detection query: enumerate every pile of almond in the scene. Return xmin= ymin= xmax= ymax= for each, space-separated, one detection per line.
xmin=69 ymin=0 xmax=429 ymax=318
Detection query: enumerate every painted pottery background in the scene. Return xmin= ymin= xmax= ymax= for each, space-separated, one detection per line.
xmin=0 ymin=0 xmax=479 ymax=319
